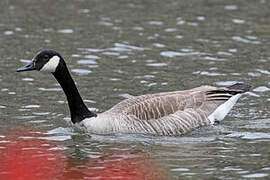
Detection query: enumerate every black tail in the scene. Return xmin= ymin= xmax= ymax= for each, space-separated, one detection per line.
xmin=206 ymin=83 xmax=251 ymax=100
xmin=228 ymin=83 xmax=251 ymax=93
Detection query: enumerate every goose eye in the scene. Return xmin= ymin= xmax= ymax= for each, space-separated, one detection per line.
xmin=44 ymin=55 xmax=49 ymax=61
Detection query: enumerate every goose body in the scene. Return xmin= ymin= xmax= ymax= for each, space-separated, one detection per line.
xmin=17 ymin=50 xmax=250 ymax=136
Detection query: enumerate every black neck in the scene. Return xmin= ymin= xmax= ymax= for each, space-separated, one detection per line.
xmin=52 ymin=60 xmax=96 ymax=123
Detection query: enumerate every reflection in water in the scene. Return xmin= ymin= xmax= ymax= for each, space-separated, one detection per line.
xmin=63 ymin=150 xmax=166 ymax=180
xmin=0 ymin=126 xmax=167 ymax=180
xmin=0 ymin=127 xmax=66 ymax=180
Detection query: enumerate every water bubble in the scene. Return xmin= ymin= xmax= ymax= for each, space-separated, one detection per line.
xmin=175 ymin=35 xmax=183 ymax=39
xmin=99 ymin=21 xmax=113 ymax=26
xmin=15 ymin=27 xmax=22 ymax=31
xmin=102 ymin=52 xmax=120 ymax=56
xmin=160 ymin=51 xmax=203 ymax=57
xmin=78 ymin=48 xmax=104 ymax=52
xmin=153 ymin=43 xmax=165 ymax=48
xmin=232 ymin=36 xmax=261 ymax=44
xmin=84 ymin=55 xmax=100 ymax=59
xmin=242 ymin=173 xmax=268 ymax=178
xmin=38 ymin=88 xmax=62 ymax=92
xmin=197 ymin=16 xmax=205 ymax=21
xmin=224 ymin=5 xmax=238 ymax=10
xmin=77 ymin=60 xmax=97 ymax=65
xmin=20 ymin=59 xmax=31 ymax=63
xmin=114 ymin=43 xmax=148 ymax=51
xmin=119 ymin=93 xmax=134 ymax=99
xmin=146 ymin=63 xmax=168 ymax=67
xmin=78 ymin=9 xmax=90 ymax=13
xmin=57 ymin=29 xmax=73 ymax=34
xmin=133 ymin=26 xmax=144 ymax=31
xmin=232 ymin=19 xmax=245 ymax=24
xmin=217 ymin=51 xmax=232 ymax=56
xmin=165 ymin=28 xmax=177 ymax=32
xmin=253 ymin=86 xmax=270 ymax=92
xmin=171 ymin=168 xmax=190 ymax=172
xmin=39 ymin=136 xmax=71 ymax=141
xmin=23 ymin=105 xmax=40 ymax=109
xmin=71 ymin=69 xmax=92 ymax=75
xmin=256 ymin=69 xmax=270 ymax=75
xmin=202 ymin=56 xmax=226 ymax=61
xmin=187 ymin=22 xmax=198 ymax=26
xmin=4 ymin=31 xmax=14 ymax=35
xmin=193 ymin=71 xmax=225 ymax=76
xmin=22 ymin=78 xmax=34 ymax=81
xmin=148 ymin=21 xmax=164 ymax=25
xmin=215 ymin=81 xmax=239 ymax=86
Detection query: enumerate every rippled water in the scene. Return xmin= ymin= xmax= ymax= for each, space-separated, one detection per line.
xmin=0 ymin=0 xmax=270 ymax=179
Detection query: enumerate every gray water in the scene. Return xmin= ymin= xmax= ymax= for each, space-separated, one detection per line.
xmin=0 ymin=0 xmax=270 ymax=179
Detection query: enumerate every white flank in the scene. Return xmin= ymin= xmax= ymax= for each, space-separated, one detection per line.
xmin=80 ymin=113 xmax=112 ymax=134
xmin=208 ymin=94 xmax=242 ymax=124
xmin=40 ymin=56 xmax=60 ymax=72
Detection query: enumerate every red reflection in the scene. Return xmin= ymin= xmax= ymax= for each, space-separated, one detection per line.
xmin=0 ymin=126 xmax=167 ymax=180
xmin=0 ymin=127 xmax=65 ymax=180
xmin=63 ymin=151 xmax=167 ymax=180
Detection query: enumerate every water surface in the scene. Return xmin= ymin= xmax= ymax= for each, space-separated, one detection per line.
xmin=0 ymin=0 xmax=270 ymax=179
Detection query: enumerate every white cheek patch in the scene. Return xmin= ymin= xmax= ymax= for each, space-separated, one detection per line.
xmin=40 ymin=56 xmax=60 ymax=72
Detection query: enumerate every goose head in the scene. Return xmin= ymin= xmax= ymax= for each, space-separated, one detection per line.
xmin=17 ymin=50 xmax=97 ymax=123
xmin=17 ymin=50 xmax=63 ymax=73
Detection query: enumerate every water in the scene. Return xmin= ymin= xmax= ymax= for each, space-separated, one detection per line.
xmin=0 ymin=0 xmax=270 ymax=179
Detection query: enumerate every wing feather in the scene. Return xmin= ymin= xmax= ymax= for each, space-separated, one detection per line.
xmin=108 ymin=85 xmax=246 ymax=123
xmin=108 ymin=86 xmax=216 ymax=118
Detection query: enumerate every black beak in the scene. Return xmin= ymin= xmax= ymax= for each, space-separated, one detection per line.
xmin=17 ymin=61 xmax=36 ymax=72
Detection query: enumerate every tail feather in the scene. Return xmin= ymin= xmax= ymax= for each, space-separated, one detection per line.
xmin=228 ymin=83 xmax=251 ymax=92
xmin=207 ymin=83 xmax=251 ymax=97
xmin=207 ymin=83 xmax=250 ymax=124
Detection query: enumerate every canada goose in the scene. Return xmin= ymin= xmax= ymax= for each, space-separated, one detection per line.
xmin=17 ymin=50 xmax=250 ymax=136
